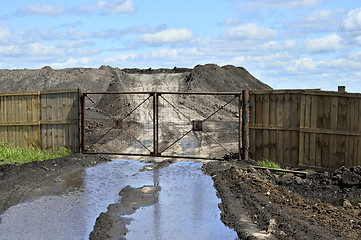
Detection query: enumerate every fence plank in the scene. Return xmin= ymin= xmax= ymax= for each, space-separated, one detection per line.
xmin=299 ymin=94 xmax=306 ymax=165
xmin=269 ymin=94 xmax=277 ymax=161
xmin=283 ymin=94 xmax=291 ymax=164
xmin=276 ymin=94 xmax=284 ymax=164
xmin=290 ymin=94 xmax=299 ymax=165
xmin=262 ymin=94 xmax=270 ymax=160
xmin=249 ymin=94 xmax=256 ymax=159
xmin=309 ymin=95 xmax=318 ymax=166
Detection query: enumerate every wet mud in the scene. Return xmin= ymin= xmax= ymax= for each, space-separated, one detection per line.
xmin=1 ymin=155 xmax=361 ymax=239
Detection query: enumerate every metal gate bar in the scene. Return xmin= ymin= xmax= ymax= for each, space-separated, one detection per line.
xmin=81 ymin=91 xmax=250 ymax=160
xmin=157 ymin=93 xmax=239 ymax=158
xmin=82 ymin=92 xmax=155 ymax=154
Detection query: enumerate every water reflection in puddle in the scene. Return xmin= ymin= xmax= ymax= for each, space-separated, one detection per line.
xmin=126 ymin=162 xmax=237 ymax=240
xmin=0 ymin=159 xmax=237 ymax=240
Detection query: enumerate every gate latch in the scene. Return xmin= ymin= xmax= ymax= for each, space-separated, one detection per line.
xmin=192 ymin=120 xmax=203 ymax=131
xmin=113 ymin=118 xmax=122 ymax=129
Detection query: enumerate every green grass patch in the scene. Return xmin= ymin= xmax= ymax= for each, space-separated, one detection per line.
xmin=0 ymin=142 xmax=71 ymax=165
xmin=258 ymin=159 xmax=283 ymax=169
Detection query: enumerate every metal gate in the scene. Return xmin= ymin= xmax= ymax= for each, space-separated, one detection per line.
xmin=82 ymin=91 xmax=249 ymax=160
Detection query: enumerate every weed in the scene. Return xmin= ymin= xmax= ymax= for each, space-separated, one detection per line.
xmin=258 ymin=158 xmax=283 ymax=169
xmin=0 ymin=142 xmax=71 ymax=165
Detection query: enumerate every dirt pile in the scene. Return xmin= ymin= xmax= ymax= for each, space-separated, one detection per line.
xmin=203 ymin=161 xmax=361 ymax=239
xmin=0 ymin=64 xmax=271 ymax=93
xmin=184 ymin=64 xmax=270 ymax=92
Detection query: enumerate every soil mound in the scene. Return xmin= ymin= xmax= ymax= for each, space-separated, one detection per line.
xmin=184 ymin=64 xmax=271 ymax=92
xmin=0 ymin=64 xmax=271 ymax=93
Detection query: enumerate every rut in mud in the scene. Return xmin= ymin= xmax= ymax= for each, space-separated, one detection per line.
xmin=0 ymin=158 xmax=237 ymax=240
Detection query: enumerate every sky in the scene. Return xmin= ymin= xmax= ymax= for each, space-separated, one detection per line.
xmin=1 ymin=0 xmax=361 ymax=92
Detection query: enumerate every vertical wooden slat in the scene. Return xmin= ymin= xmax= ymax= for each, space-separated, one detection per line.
xmin=304 ymin=95 xmax=312 ymax=166
xmin=290 ymin=94 xmax=299 ymax=165
xmin=276 ymin=94 xmax=284 ymax=164
xmin=283 ymin=94 xmax=291 ymax=164
xmin=249 ymin=94 xmax=256 ymax=159
xmin=322 ymin=96 xmax=331 ymax=167
xmin=315 ymin=96 xmax=324 ymax=167
xmin=72 ymin=91 xmax=80 ymax=152
xmin=309 ymin=95 xmax=318 ymax=166
xmin=0 ymin=96 xmax=4 ymax=142
xmin=54 ymin=93 xmax=60 ymax=151
xmin=329 ymin=96 xmax=338 ymax=168
xmin=262 ymin=94 xmax=270 ymax=160
xmin=20 ymin=96 xmax=27 ymax=148
xmin=255 ymin=94 xmax=263 ymax=160
xmin=269 ymin=94 xmax=277 ymax=161
xmin=337 ymin=97 xmax=347 ymax=167
xmin=299 ymin=94 xmax=306 ymax=165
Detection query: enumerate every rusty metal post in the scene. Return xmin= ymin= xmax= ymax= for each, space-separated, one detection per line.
xmin=241 ymin=90 xmax=249 ymax=160
xmin=81 ymin=93 xmax=86 ymax=153
xmin=153 ymin=93 xmax=159 ymax=156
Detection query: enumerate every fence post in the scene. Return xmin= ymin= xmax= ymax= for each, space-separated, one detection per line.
xmin=242 ymin=90 xmax=250 ymax=160
xmin=81 ymin=92 xmax=86 ymax=153
xmin=153 ymin=92 xmax=159 ymax=156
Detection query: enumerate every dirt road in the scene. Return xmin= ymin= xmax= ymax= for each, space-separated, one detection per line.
xmin=1 ymin=155 xmax=360 ymax=239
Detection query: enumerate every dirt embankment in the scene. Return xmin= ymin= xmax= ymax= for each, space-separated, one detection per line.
xmin=203 ymin=161 xmax=361 ymax=240
xmin=0 ymin=64 xmax=271 ymax=93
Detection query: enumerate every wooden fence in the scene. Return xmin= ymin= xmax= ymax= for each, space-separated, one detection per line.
xmin=249 ymin=89 xmax=361 ymax=169
xmin=0 ymin=90 xmax=81 ymax=152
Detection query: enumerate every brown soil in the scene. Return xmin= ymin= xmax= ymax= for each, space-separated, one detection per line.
xmin=1 ymin=156 xmax=360 ymax=239
xmin=0 ymin=154 xmax=111 ymax=214
xmin=0 ymin=64 xmax=271 ymax=93
xmin=203 ymin=160 xmax=361 ymax=240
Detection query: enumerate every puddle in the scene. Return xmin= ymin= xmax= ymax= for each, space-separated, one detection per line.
xmin=0 ymin=160 xmax=237 ymax=240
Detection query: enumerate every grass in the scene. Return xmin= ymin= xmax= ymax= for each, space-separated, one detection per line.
xmin=0 ymin=142 xmax=71 ymax=165
xmin=258 ymin=158 xmax=283 ymax=169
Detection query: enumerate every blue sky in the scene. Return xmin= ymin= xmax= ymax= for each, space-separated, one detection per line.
xmin=1 ymin=0 xmax=361 ymax=92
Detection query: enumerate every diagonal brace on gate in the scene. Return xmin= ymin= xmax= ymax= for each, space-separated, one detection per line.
xmin=84 ymin=93 xmax=153 ymax=153
xmin=158 ymin=94 xmax=238 ymax=155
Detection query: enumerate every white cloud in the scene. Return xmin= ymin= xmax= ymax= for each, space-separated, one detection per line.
xmin=223 ymin=23 xmax=277 ymax=40
xmin=343 ymin=8 xmax=361 ymax=31
xmin=285 ymin=39 xmax=298 ymax=49
xmin=244 ymin=0 xmax=322 ymax=9
xmin=219 ymin=18 xmax=240 ymax=26
xmin=0 ymin=26 xmax=13 ymax=44
xmin=303 ymin=34 xmax=342 ymax=53
xmin=78 ymin=0 xmax=135 ymax=14
xmin=16 ymin=0 xmax=136 ymax=16
xmin=303 ymin=9 xmax=335 ymax=22
xmin=29 ymin=42 xmax=63 ymax=56
xmin=287 ymin=58 xmax=318 ymax=73
xmin=50 ymin=57 xmax=90 ymax=69
xmin=142 ymin=48 xmax=203 ymax=61
xmin=16 ymin=3 xmax=67 ymax=16
xmin=326 ymin=58 xmax=361 ymax=70
xmin=104 ymin=53 xmax=137 ymax=62
xmin=58 ymin=40 xmax=95 ymax=48
xmin=138 ymin=28 xmax=194 ymax=44
xmin=356 ymin=36 xmax=361 ymax=45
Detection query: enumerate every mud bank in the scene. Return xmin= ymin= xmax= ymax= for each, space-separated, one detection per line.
xmin=0 ymin=64 xmax=271 ymax=93
xmin=203 ymin=161 xmax=361 ymax=240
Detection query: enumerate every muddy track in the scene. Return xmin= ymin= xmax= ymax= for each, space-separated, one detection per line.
xmin=1 ymin=155 xmax=361 ymax=239
xmin=203 ymin=161 xmax=361 ymax=240
xmin=0 ymin=154 xmax=111 ymax=215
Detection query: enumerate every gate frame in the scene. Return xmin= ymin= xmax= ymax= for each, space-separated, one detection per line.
xmin=81 ymin=91 xmax=249 ymax=160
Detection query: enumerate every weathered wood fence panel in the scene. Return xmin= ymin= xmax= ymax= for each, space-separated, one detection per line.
xmin=0 ymin=90 xmax=81 ymax=152
xmin=249 ymin=89 xmax=361 ymax=169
